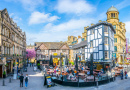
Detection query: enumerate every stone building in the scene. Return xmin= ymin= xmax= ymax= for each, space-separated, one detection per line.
xmin=35 ymin=42 xmax=69 ymax=66
xmin=106 ymin=6 xmax=126 ymax=63
xmin=0 ymin=8 xmax=26 ymax=78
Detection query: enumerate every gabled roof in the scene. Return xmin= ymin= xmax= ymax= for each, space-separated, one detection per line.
xmin=71 ymin=40 xmax=87 ymax=49
xmin=35 ymin=42 xmax=69 ymax=50
xmin=86 ymin=22 xmax=116 ymax=33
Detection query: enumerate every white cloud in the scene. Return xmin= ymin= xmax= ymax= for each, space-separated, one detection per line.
xmin=29 ymin=11 xmax=60 ymax=25
xmin=9 ymin=13 xmax=22 ymax=23
xmin=43 ymin=19 xmax=94 ymax=32
xmin=125 ymin=21 xmax=130 ymax=39
xmin=5 ymin=0 xmax=44 ymax=11
xmin=115 ymin=0 xmax=130 ymax=10
xmin=26 ymin=18 xmax=95 ymax=44
xmin=55 ymin=0 xmax=95 ymax=15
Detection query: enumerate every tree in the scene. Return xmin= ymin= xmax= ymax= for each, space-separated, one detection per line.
xmin=26 ymin=49 xmax=36 ymax=60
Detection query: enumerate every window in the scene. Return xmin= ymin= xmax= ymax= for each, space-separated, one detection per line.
xmin=52 ymin=50 xmax=56 ymax=52
xmin=62 ymin=50 xmax=66 ymax=52
xmin=104 ymin=26 xmax=108 ymax=32
xmin=105 ymin=51 xmax=109 ymax=58
xmin=82 ymin=38 xmax=84 ymax=41
xmin=42 ymin=50 xmax=45 ymax=52
xmin=90 ymin=41 xmax=93 ymax=47
xmin=114 ymin=38 xmax=117 ymax=42
xmin=41 ymin=55 xmax=46 ymax=58
xmin=111 ymin=13 xmax=115 ymax=18
xmin=105 ymin=37 xmax=108 ymax=44
xmin=90 ymin=29 xmax=94 ymax=34
xmin=114 ymin=46 xmax=117 ymax=52
xmin=113 ymin=25 xmax=116 ymax=29
xmin=3 ymin=28 xmax=4 ymax=35
xmin=4 ymin=46 xmax=6 ymax=54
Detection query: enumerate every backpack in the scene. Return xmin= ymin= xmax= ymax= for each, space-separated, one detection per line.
xmin=25 ymin=77 xmax=28 ymax=82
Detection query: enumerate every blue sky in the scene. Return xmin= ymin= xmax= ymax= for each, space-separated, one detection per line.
xmin=0 ymin=0 xmax=130 ymax=45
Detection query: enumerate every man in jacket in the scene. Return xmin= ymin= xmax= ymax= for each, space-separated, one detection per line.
xmin=19 ymin=74 xmax=24 ymax=87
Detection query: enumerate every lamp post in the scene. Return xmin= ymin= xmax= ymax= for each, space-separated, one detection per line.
xmin=123 ymin=46 xmax=125 ymax=79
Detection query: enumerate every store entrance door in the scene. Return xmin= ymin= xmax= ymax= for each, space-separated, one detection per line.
xmin=0 ymin=65 xmax=2 ymax=78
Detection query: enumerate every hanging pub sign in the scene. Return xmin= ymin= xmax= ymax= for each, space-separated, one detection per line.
xmin=44 ymin=76 xmax=52 ymax=88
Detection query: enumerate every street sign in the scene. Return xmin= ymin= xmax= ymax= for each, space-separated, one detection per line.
xmin=112 ymin=53 xmax=116 ymax=58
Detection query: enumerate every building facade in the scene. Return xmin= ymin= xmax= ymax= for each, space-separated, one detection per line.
xmin=67 ymin=27 xmax=87 ymax=45
xmin=86 ymin=22 xmax=115 ymax=70
xmin=35 ymin=42 xmax=69 ymax=66
xmin=106 ymin=6 xmax=126 ymax=63
xmin=70 ymin=40 xmax=87 ymax=63
xmin=0 ymin=8 xmax=26 ymax=78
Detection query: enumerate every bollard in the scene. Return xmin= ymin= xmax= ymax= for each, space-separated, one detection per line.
xmin=2 ymin=79 xmax=5 ymax=86
xmin=96 ymin=81 xmax=98 ymax=88
xmin=9 ymin=78 xmax=11 ymax=83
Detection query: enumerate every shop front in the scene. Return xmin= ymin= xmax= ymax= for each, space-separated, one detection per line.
xmin=6 ymin=60 xmax=11 ymax=74
xmin=0 ymin=65 xmax=2 ymax=78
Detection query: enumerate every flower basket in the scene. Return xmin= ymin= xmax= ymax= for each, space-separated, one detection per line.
xmin=3 ymin=71 xmax=6 ymax=78
xmin=5 ymin=64 xmax=8 ymax=66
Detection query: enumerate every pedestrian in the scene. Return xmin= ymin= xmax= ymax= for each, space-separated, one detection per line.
xmin=32 ymin=63 xmax=33 ymax=67
xmin=19 ymin=74 xmax=24 ymax=87
xmin=121 ymin=70 xmax=123 ymax=80
xmin=30 ymin=62 xmax=31 ymax=67
xmin=125 ymin=71 xmax=128 ymax=79
xmin=25 ymin=74 xmax=29 ymax=89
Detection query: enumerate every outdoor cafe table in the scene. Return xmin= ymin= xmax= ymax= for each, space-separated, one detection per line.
xmin=115 ymin=71 xmax=120 ymax=74
xmin=95 ymin=70 xmax=101 ymax=72
xmin=47 ymin=69 xmax=52 ymax=71
xmin=83 ymin=70 xmax=89 ymax=73
xmin=87 ymin=76 xmax=94 ymax=81
xmin=47 ymin=71 xmax=54 ymax=75
xmin=78 ymin=73 xmax=86 ymax=76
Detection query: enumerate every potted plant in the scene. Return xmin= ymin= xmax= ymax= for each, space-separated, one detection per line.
xmin=37 ymin=63 xmax=40 ymax=69
xmin=5 ymin=64 xmax=8 ymax=67
xmin=3 ymin=71 xmax=6 ymax=78
xmin=17 ymin=54 xmax=19 ymax=56
xmin=13 ymin=62 xmax=16 ymax=65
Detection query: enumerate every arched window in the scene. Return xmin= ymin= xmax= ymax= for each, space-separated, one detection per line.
xmin=111 ymin=13 xmax=115 ymax=18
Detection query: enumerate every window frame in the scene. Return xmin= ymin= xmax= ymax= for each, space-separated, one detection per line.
xmin=105 ymin=51 xmax=109 ymax=58
xmin=90 ymin=41 xmax=93 ymax=47
xmin=104 ymin=26 xmax=108 ymax=33
xmin=104 ymin=37 xmax=108 ymax=44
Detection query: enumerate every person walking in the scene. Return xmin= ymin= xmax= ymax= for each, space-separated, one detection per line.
xmin=125 ymin=71 xmax=128 ymax=79
xmin=25 ymin=74 xmax=29 ymax=89
xmin=19 ymin=74 xmax=24 ymax=87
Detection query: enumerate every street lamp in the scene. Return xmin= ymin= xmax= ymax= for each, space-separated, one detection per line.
xmin=123 ymin=46 xmax=125 ymax=79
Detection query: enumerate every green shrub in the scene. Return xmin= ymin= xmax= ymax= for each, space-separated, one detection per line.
xmin=5 ymin=64 xmax=8 ymax=66
xmin=71 ymin=62 xmax=74 ymax=65
xmin=3 ymin=71 xmax=6 ymax=75
xmin=37 ymin=63 xmax=40 ymax=66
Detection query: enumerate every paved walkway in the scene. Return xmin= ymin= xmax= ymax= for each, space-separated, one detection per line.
xmin=0 ymin=66 xmax=130 ymax=90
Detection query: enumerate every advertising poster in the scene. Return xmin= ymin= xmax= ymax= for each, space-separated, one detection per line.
xmin=46 ymin=76 xmax=52 ymax=87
